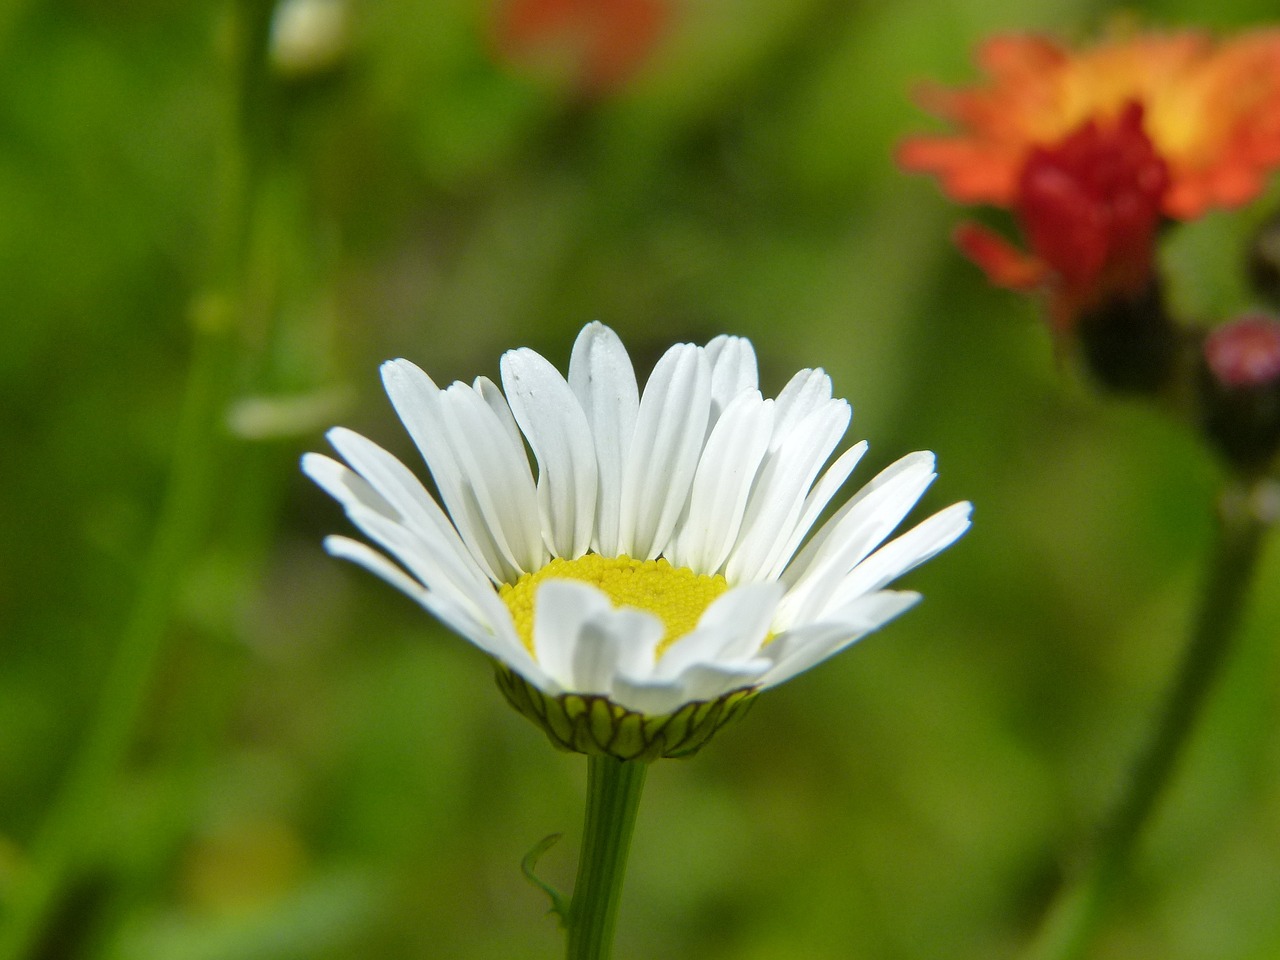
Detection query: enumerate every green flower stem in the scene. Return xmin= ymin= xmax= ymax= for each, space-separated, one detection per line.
xmin=565 ymin=756 xmax=650 ymax=960
xmin=0 ymin=5 xmax=274 ymax=957
xmin=1029 ymin=477 xmax=1277 ymax=960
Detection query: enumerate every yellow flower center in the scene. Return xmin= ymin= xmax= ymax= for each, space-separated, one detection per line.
xmin=499 ymin=555 xmax=729 ymax=656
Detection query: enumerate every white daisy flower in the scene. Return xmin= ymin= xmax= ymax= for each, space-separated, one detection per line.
xmin=303 ymin=323 xmax=971 ymax=760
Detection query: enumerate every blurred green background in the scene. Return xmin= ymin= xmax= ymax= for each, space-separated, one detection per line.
xmin=3 ymin=0 xmax=1280 ymax=958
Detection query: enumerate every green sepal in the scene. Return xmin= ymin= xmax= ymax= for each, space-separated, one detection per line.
xmin=494 ymin=665 xmax=758 ymax=760
xmin=521 ymin=833 xmax=571 ymax=924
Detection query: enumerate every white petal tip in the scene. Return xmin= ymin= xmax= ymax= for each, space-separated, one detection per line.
xmin=939 ymin=500 xmax=975 ymax=537
xmin=379 ymin=357 xmax=425 ymax=387
xmin=909 ymin=449 xmax=937 ymax=470
xmin=300 ymin=451 xmax=326 ymax=474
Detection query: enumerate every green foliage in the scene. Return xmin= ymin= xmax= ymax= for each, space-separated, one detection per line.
xmin=2 ymin=1 xmax=1279 ymax=958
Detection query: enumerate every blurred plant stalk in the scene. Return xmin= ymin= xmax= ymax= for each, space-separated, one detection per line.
xmin=0 ymin=2 xmax=277 ymax=956
xmin=1029 ymin=477 xmax=1277 ymax=960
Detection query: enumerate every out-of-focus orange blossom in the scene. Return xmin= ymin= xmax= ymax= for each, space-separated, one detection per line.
xmin=898 ymin=29 xmax=1280 ymax=219
xmin=491 ymin=0 xmax=670 ymax=96
xmin=953 ymin=102 xmax=1170 ymax=331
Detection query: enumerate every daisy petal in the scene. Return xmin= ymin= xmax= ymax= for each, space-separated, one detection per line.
xmin=303 ymin=452 xmax=494 ymax=619
xmin=380 ymin=360 xmax=508 ymax=582
xmin=825 ymin=501 xmax=973 ymax=610
xmin=704 ymin=334 xmax=759 ymax=423
xmin=501 ymin=347 xmax=599 ymax=559
xmin=607 ymin=676 xmax=695 ymax=717
xmin=475 ymin=376 xmax=527 ymax=456
xmin=657 ymin=581 xmax=784 ymax=677
xmin=322 ymin=534 xmax=428 ymax=603
xmin=760 ymin=590 xmax=922 ymax=688
xmin=568 ymin=322 xmax=639 ymax=557
xmin=772 ymin=368 xmax=835 ymax=444
xmin=777 ymin=451 xmax=938 ymax=625
xmin=324 ymin=534 xmax=538 ymax=680
xmin=761 ymin=440 xmax=868 ymax=582
xmin=573 ymin=607 xmax=666 ymax=696
xmin=613 ymin=659 xmax=770 ymax=716
xmin=421 ymin=587 xmax=540 ymax=678
xmin=669 ymin=390 xmax=774 ymax=574
xmin=436 ymin=381 xmax=547 ymax=577
xmin=619 ymin=343 xmax=712 ymax=560
xmin=660 ymin=660 xmax=771 ymax=705
xmin=321 ymin=428 xmax=490 ymax=589
xmin=302 ymin=451 xmax=396 ymax=521
xmin=726 ymin=398 xmax=851 ymax=583
xmin=532 ymin=579 xmax=664 ymax=693
xmin=329 ymin=495 xmax=507 ymax=633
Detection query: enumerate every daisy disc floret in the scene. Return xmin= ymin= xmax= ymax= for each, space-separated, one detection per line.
xmin=303 ymin=323 xmax=971 ymax=760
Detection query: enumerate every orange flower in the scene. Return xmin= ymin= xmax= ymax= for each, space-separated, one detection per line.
xmin=898 ymin=29 xmax=1280 ymax=219
xmin=492 ymin=0 xmax=670 ymax=95
xmin=956 ymin=102 xmax=1169 ymax=332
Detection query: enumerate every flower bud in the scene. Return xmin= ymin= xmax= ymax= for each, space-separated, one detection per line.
xmin=269 ymin=0 xmax=350 ymax=79
xmin=1200 ymin=314 xmax=1280 ymax=471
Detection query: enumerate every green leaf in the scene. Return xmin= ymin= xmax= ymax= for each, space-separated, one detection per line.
xmin=521 ymin=833 xmax=570 ymax=925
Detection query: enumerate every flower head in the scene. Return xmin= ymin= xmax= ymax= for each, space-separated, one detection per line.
xmin=894 ymin=28 xmax=1280 ymax=381
xmin=954 ymin=102 xmax=1169 ymax=331
xmin=304 ymin=324 xmax=970 ymax=760
xmin=898 ymin=29 xmax=1280 ymax=219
